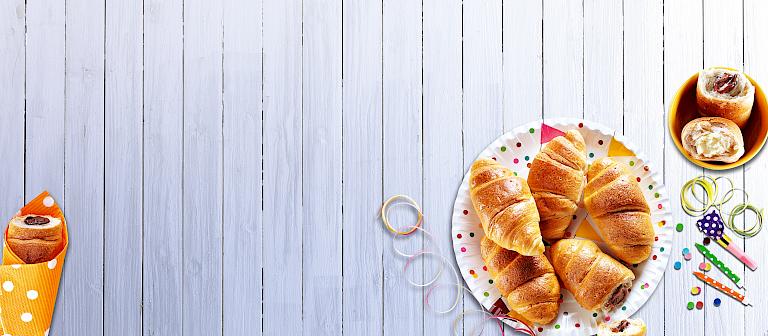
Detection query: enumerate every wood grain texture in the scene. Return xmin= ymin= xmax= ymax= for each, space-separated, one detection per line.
xmin=504 ymin=0 xmax=542 ymax=127
xmin=302 ymin=0 xmax=342 ymax=335
xmin=382 ymin=0 xmax=423 ymax=334
xmin=341 ymin=0 xmax=383 ymax=334
xmin=25 ymin=0 xmax=65 ymax=202
xmin=60 ymin=0 xmax=106 ymax=334
xmin=583 ymin=0 xmax=622 ymax=128
xmin=623 ymin=1 xmax=665 ymax=334
xmin=104 ymin=0 xmax=143 ymax=333
xmin=222 ymin=0 xmax=263 ymax=334
xmin=0 ymin=0 xmax=24 ymax=217
xmin=663 ymin=1 xmax=705 ymax=335
xmin=142 ymin=0 xmax=184 ymax=334
xmin=7 ymin=1 xmax=768 ymax=334
xmin=463 ymin=0 xmax=502 ymax=331
xmin=423 ymin=0 xmax=463 ymax=333
xmin=543 ymin=0 xmax=583 ymax=118
xmin=744 ymin=2 xmax=768 ymax=336
xmin=183 ymin=0 xmax=224 ymax=334
xmin=263 ymin=0 xmax=302 ymax=334
xmin=703 ymin=1 xmax=746 ymax=335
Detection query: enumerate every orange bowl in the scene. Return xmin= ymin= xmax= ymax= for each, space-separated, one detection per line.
xmin=668 ymin=68 xmax=768 ymax=170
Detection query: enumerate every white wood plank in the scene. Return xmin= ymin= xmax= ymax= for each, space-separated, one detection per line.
xmin=222 ymin=0 xmax=263 ymax=334
xmin=143 ymin=0 xmax=184 ymax=333
xmin=583 ymin=0 xmax=622 ymax=128
xmin=463 ymin=0 xmax=502 ymax=331
xmin=302 ymin=0 xmax=342 ymax=335
xmin=104 ymin=0 xmax=143 ymax=333
xmin=464 ymin=0 xmax=503 ymax=163
xmin=25 ymin=0 xmax=64 ymax=203
xmin=504 ymin=0 xmax=542 ymax=127
xmin=62 ymin=0 xmax=105 ymax=334
xmin=263 ymin=0 xmax=302 ymax=334
xmin=0 ymin=0 xmax=24 ymax=217
xmin=382 ymin=0 xmax=423 ymax=335
xmin=423 ymin=0 xmax=463 ymax=333
xmin=543 ymin=0 xmax=583 ymax=119
xmin=341 ymin=0 xmax=383 ymax=334
xmin=623 ymin=1 xmax=665 ymax=334
xmin=744 ymin=1 xmax=768 ymax=335
xmin=703 ymin=2 xmax=745 ymax=335
xmin=663 ymin=1 xmax=705 ymax=335
xmin=183 ymin=0 xmax=224 ymax=333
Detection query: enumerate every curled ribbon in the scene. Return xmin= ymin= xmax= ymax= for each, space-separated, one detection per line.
xmin=680 ymin=176 xmax=763 ymax=238
xmin=380 ymin=194 xmax=536 ymax=336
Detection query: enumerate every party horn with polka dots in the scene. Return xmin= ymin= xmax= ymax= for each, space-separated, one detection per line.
xmin=694 ymin=272 xmax=751 ymax=306
xmin=0 ymin=191 xmax=68 ymax=335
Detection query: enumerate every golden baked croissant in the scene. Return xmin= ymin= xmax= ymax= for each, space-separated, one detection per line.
xmin=528 ymin=130 xmax=587 ymax=240
xmin=480 ymin=237 xmax=560 ymax=324
xmin=551 ymin=239 xmax=635 ymax=312
xmin=470 ymin=158 xmax=544 ymax=255
xmin=584 ymin=158 xmax=654 ymax=264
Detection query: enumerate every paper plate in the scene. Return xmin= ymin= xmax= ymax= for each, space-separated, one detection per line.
xmin=451 ymin=119 xmax=673 ymax=335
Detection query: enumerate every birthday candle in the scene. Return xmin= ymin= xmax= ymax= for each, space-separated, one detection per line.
xmin=695 ymin=243 xmax=741 ymax=287
xmin=693 ymin=272 xmax=751 ymax=306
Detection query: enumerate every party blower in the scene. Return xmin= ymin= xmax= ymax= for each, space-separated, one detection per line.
xmin=696 ymin=210 xmax=757 ymax=271
xmin=694 ymin=272 xmax=751 ymax=306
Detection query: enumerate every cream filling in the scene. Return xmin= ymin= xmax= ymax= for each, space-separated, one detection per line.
xmin=693 ymin=128 xmax=734 ymax=158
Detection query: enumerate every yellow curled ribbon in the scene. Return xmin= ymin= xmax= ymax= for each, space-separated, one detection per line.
xmin=380 ymin=194 xmax=424 ymax=235
xmin=681 ymin=176 xmax=763 ymax=238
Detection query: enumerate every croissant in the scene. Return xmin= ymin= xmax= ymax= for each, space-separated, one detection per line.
xmin=584 ymin=158 xmax=654 ymax=264
xmin=480 ymin=237 xmax=560 ymax=324
xmin=528 ymin=130 xmax=587 ymax=240
xmin=470 ymin=158 xmax=544 ymax=255
xmin=551 ymin=239 xmax=635 ymax=312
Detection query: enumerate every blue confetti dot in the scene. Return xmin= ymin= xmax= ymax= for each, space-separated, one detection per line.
xmin=674 ymin=261 xmax=682 ymax=270
xmin=682 ymin=248 xmax=690 ymax=255
xmin=714 ymin=298 xmax=722 ymax=307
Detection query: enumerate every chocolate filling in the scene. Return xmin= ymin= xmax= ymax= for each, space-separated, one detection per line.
xmin=611 ymin=319 xmax=631 ymax=333
xmin=604 ymin=284 xmax=629 ymax=311
xmin=24 ymin=216 xmax=50 ymax=226
xmin=714 ymin=73 xmax=738 ymax=95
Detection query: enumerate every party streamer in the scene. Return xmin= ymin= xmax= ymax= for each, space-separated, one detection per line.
xmin=380 ymin=194 xmax=535 ymax=336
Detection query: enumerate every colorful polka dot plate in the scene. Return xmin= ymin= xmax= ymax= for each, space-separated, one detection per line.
xmin=452 ymin=119 xmax=673 ymax=335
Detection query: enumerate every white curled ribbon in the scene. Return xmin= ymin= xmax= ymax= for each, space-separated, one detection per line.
xmin=380 ymin=194 xmax=536 ymax=335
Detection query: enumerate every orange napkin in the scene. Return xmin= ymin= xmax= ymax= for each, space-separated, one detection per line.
xmin=0 ymin=191 xmax=68 ymax=335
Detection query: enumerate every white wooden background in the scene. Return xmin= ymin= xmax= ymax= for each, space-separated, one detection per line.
xmin=1 ymin=0 xmax=767 ymax=335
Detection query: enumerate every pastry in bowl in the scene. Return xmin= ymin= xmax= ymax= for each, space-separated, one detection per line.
xmin=681 ymin=117 xmax=744 ymax=163
xmin=696 ymin=67 xmax=754 ymax=128
xmin=597 ymin=318 xmax=647 ymax=336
